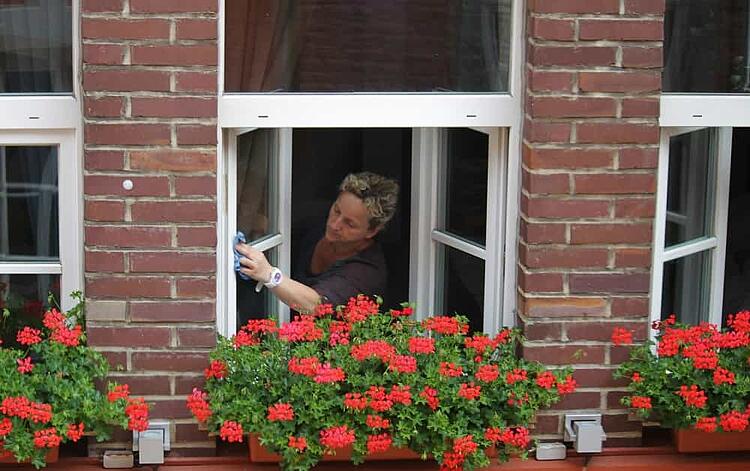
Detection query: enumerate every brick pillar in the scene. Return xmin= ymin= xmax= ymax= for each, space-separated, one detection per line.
xmin=82 ymin=0 xmax=218 ymax=455
xmin=521 ymin=0 xmax=664 ymax=446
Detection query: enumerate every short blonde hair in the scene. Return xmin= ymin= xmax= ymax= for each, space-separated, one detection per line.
xmin=339 ymin=172 xmax=399 ymax=229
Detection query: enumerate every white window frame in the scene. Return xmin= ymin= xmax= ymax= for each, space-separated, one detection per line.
xmin=412 ymin=127 xmax=507 ymax=334
xmin=651 ymin=126 xmax=732 ymax=328
xmin=0 ymin=0 xmax=82 ymax=312
xmin=217 ymin=0 xmax=524 ymax=336
xmin=658 ymin=0 xmax=750 ymax=327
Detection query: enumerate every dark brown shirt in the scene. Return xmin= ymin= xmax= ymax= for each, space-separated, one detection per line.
xmin=294 ymin=227 xmax=387 ymax=307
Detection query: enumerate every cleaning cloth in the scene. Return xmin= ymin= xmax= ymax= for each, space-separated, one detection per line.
xmin=233 ymin=231 xmax=251 ymax=281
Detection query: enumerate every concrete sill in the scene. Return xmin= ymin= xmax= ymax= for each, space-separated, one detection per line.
xmin=40 ymin=450 xmax=750 ymax=471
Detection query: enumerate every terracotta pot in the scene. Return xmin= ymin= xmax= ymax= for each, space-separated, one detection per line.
xmin=249 ymin=433 xmax=421 ymax=463
xmin=0 ymin=446 xmax=59 ymax=466
xmin=674 ymin=428 xmax=750 ymax=453
xmin=249 ymin=434 xmax=497 ymax=463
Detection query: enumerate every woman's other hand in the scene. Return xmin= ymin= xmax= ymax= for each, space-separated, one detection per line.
xmin=235 ymin=243 xmax=272 ymax=283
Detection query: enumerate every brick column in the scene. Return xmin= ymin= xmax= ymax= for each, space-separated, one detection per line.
xmin=81 ymin=0 xmax=218 ymax=454
xmin=521 ymin=0 xmax=664 ymax=445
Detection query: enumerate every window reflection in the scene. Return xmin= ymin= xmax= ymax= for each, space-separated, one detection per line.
xmin=0 ymin=146 xmax=59 ymax=262
xmin=438 ymin=245 xmax=484 ymax=333
xmin=664 ymin=0 xmax=750 ymax=93
xmin=0 ymin=0 xmax=73 ymax=93
xmin=661 ymin=251 xmax=711 ymax=324
xmin=225 ymin=0 xmax=512 ymax=93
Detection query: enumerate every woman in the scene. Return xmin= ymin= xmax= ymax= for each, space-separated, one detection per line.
xmin=235 ymin=172 xmax=399 ymax=313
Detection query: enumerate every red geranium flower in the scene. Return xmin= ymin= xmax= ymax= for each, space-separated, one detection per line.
xmin=42 ymin=308 xmax=66 ymax=330
xmin=713 ymin=367 xmax=736 ymax=386
xmin=50 ymin=324 xmax=82 ymax=347
xmin=388 ymin=355 xmax=417 ymax=374
xmin=439 ymin=362 xmax=463 ymax=377
xmin=458 ymin=382 xmax=481 ymax=400
xmin=267 ymin=403 xmax=294 ymax=422
xmin=219 ymin=420 xmax=244 ymax=443
xmin=278 ymin=316 xmax=324 ymax=342
xmin=29 ymin=402 xmax=53 ymax=423
xmin=125 ymin=398 xmax=149 ymax=432
xmin=419 ymin=386 xmax=440 ymax=411
xmin=233 ymin=330 xmax=258 ymax=348
xmin=366 ymin=386 xmax=394 ymax=412
xmin=630 ymin=396 xmax=652 ymax=409
xmin=186 ymin=388 xmax=212 ymax=422
xmin=505 ymin=368 xmax=527 ymax=385
xmin=408 ymin=337 xmax=435 ymax=354
xmin=33 ymin=428 xmax=61 ymax=448
xmin=288 ymin=435 xmax=307 ymax=451
xmin=388 ymin=385 xmax=412 ymax=405
xmin=16 ymin=357 xmax=33 ymax=374
xmin=288 ymin=356 xmax=320 ymax=377
xmin=351 ymin=340 xmax=396 ymax=362
xmin=611 ymin=327 xmax=634 ymax=346
xmin=535 ymin=371 xmax=556 ymax=389
xmin=499 ymin=426 xmax=530 ymax=448
xmin=108 ymin=384 xmax=130 ymax=402
xmin=695 ymin=417 xmax=717 ymax=433
xmin=204 ymin=360 xmax=228 ymax=380
xmin=341 ymin=295 xmax=380 ymax=324
xmin=66 ymin=423 xmax=85 ymax=442
xmin=366 ymin=415 xmax=391 ymax=429
xmin=17 ymin=327 xmax=42 ymax=346
xmin=320 ymin=425 xmax=355 ymax=449
xmin=313 ymin=363 xmax=346 ymax=383
xmin=556 ymin=375 xmax=577 ymax=395
xmin=366 ymin=433 xmax=392 ymax=454
xmin=677 ymin=385 xmax=707 ymax=408
xmin=475 ymin=364 xmax=499 ymax=383
xmin=720 ymin=410 xmax=749 ymax=432
xmin=343 ymin=392 xmax=368 ymax=411
xmin=0 ymin=418 xmax=12 ymax=437
xmin=422 ymin=316 xmax=468 ymax=336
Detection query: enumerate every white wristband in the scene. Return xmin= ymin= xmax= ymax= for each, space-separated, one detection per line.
xmin=264 ymin=267 xmax=283 ymax=289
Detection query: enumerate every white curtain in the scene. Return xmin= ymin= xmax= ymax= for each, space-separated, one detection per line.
xmin=0 ymin=0 xmax=72 ymax=93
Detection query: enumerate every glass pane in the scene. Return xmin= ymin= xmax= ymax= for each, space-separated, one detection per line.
xmin=0 ymin=273 xmax=60 ymax=346
xmin=442 ymin=128 xmax=488 ymax=246
xmin=664 ymin=0 xmax=750 ymax=93
xmin=723 ymin=128 xmax=750 ymax=323
xmin=0 ymin=146 xmax=58 ymax=262
xmin=661 ymin=251 xmax=711 ymax=325
xmin=0 ymin=0 xmax=73 ymax=93
xmin=291 ymin=128 xmax=411 ymax=310
xmin=437 ymin=244 xmax=484 ymax=333
xmin=237 ymin=129 xmax=276 ymax=242
xmin=225 ymin=0 xmax=512 ymax=92
xmin=665 ymin=129 xmax=715 ymax=248
xmin=236 ymin=247 xmax=278 ymax=329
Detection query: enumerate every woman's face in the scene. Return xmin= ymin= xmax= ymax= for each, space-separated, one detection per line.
xmin=325 ymin=191 xmax=379 ymax=244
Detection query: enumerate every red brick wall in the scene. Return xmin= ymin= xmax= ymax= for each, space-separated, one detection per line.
xmin=81 ymin=0 xmax=218 ymax=455
xmin=521 ymin=0 xmax=664 ymax=445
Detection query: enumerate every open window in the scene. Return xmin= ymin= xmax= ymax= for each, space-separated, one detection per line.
xmin=0 ymin=131 xmax=81 ymax=343
xmin=224 ymin=127 xmax=508 ymax=335
xmin=653 ymin=127 xmax=750 ymax=326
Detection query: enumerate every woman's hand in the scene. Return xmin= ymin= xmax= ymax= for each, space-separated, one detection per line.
xmin=235 ymin=243 xmax=272 ymax=283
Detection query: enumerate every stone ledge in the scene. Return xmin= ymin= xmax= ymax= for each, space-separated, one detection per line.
xmin=38 ymin=451 xmax=750 ymax=470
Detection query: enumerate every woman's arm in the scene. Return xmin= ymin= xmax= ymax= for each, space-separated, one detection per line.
xmin=235 ymin=243 xmax=321 ymax=313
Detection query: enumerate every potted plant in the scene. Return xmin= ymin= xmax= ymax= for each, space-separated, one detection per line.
xmin=0 ymin=292 xmax=150 ymax=468
xmin=188 ymin=296 xmax=576 ymax=470
xmin=613 ymin=311 xmax=750 ymax=452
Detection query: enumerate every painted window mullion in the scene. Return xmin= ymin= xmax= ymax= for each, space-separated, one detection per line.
xmin=277 ymin=128 xmax=293 ymax=324
xmin=708 ymin=127 xmax=734 ymax=325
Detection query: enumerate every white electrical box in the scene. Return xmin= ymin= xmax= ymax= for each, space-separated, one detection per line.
xmin=137 ymin=429 xmax=164 ymax=464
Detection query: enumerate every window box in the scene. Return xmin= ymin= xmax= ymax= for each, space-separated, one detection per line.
xmin=674 ymin=428 xmax=750 ymax=453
